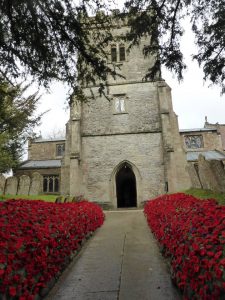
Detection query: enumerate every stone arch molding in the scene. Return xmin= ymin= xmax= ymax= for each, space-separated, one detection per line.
xmin=110 ymin=160 xmax=143 ymax=208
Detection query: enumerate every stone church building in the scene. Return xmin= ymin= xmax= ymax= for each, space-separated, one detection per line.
xmin=59 ymin=17 xmax=191 ymax=208
xmin=16 ymin=16 xmax=194 ymax=208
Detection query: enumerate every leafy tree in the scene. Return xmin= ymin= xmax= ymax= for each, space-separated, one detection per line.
xmin=0 ymin=0 xmax=116 ymax=90
xmin=0 ymin=79 xmax=42 ymax=173
xmin=0 ymin=0 xmax=225 ymax=93
xmin=124 ymin=0 xmax=225 ymax=93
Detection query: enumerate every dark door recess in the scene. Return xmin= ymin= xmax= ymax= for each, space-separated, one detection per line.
xmin=116 ymin=163 xmax=137 ymax=208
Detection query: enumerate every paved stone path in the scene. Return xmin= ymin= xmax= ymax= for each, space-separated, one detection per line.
xmin=47 ymin=210 xmax=181 ymax=300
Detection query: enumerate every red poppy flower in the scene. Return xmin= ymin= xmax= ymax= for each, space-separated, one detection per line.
xmin=144 ymin=193 xmax=225 ymax=299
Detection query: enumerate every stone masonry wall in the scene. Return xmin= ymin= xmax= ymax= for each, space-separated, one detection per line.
xmin=186 ymin=164 xmax=202 ymax=189
xmin=15 ymin=168 xmax=61 ymax=178
xmin=102 ymin=22 xmax=156 ymax=85
xmin=82 ymin=82 xmax=161 ymax=136
xmin=28 ymin=140 xmax=65 ymax=160
xmin=218 ymin=125 xmax=225 ymax=150
xmin=180 ymin=131 xmax=222 ymax=151
xmin=81 ymin=132 xmax=165 ymax=206
xmin=79 ymin=81 xmax=166 ymax=207
xmin=157 ymin=81 xmax=191 ymax=192
xmin=202 ymin=132 xmax=222 ymax=150
xmin=204 ymin=121 xmax=225 ymax=150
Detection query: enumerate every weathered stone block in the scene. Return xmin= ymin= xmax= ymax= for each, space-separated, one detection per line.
xmin=29 ymin=172 xmax=43 ymax=195
xmin=18 ymin=175 xmax=31 ymax=195
xmin=209 ymin=160 xmax=225 ymax=192
xmin=197 ymin=155 xmax=225 ymax=192
xmin=5 ymin=176 xmax=18 ymax=195
xmin=186 ymin=164 xmax=202 ymax=189
xmin=0 ymin=174 xmax=6 ymax=194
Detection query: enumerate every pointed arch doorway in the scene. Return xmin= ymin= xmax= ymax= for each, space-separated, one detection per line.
xmin=116 ymin=163 xmax=137 ymax=208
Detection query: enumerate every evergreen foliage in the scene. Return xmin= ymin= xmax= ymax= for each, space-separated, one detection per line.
xmin=125 ymin=0 xmax=225 ymax=93
xmin=0 ymin=1 xmax=224 ymax=92
xmin=0 ymin=0 xmax=115 ymax=92
xmin=0 ymin=79 xmax=41 ymax=173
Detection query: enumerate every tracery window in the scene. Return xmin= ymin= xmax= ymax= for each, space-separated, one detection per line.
xmin=184 ymin=135 xmax=204 ymax=149
xmin=43 ymin=175 xmax=59 ymax=193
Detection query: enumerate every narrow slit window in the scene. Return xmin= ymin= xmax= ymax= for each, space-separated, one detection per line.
xmin=119 ymin=45 xmax=125 ymax=61
xmin=43 ymin=177 xmax=48 ymax=192
xmin=111 ymin=46 xmax=117 ymax=62
xmin=55 ymin=177 xmax=59 ymax=192
xmin=49 ymin=177 xmax=53 ymax=192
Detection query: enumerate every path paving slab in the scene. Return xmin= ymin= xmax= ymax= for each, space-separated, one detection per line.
xmin=47 ymin=210 xmax=181 ymax=300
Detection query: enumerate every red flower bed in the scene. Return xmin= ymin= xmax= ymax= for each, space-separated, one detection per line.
xmin=144 ymin=193 xmax=225 ymax=300
xmin=0 ymin=199 xmax=104 ymax=299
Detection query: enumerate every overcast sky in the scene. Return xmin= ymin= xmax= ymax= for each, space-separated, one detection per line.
xmin=35 ymin=16 xmax=225 ymax=137
xmin=162 ymin=20 xmax=225 ymax=129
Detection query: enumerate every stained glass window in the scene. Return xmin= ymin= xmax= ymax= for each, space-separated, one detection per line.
xmin=184 ymin=135 xmax=204 ymax=149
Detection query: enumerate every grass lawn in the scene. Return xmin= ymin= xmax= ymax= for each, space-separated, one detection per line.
xmin=184 ymin=188 xmax=225 ymax=205
xmin=0 ymin=194 xmax=58 ymax=202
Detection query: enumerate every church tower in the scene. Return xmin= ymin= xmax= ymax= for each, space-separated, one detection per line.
xmin=61 ymin=15 xmax=190 ymax=208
